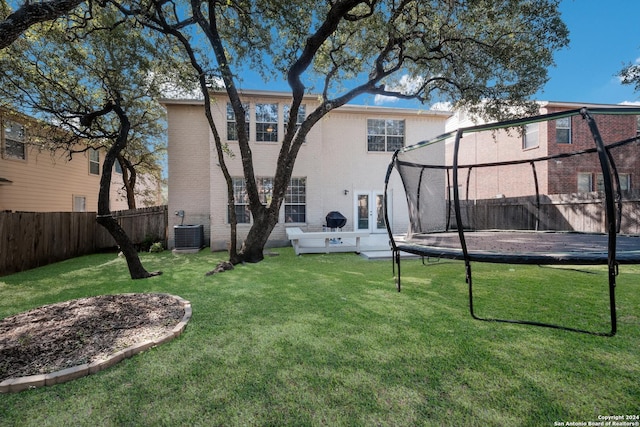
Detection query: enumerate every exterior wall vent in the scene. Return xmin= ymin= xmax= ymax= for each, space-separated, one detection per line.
xmin=174 ymin=224 xmax=204 ymax=249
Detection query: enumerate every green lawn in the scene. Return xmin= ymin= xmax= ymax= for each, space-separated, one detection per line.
xmin=1 ymin=248 xmax=639 ymax=426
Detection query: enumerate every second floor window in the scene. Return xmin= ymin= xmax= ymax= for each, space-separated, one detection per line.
xmin=3 ymin=120 xmax=26 ymax=160
xmin=523 ymin=123 xmax=539 ymax=149
xmin=89 ymin=148 xmax=100 ymax=175
xmin=522 ymin=123 xmax=539 ymax=150
xmin=283 ymin=104 xmax=305 ymax=136
xmin=368 ymin=119 xmax=405 ymax=152
xmin=227 ymin=103 xmax=250 ymax=141
xmin=556 ymin=117 xmax=571 ymax=144
xmin=256 ymin=103 xmax=278 ymax=142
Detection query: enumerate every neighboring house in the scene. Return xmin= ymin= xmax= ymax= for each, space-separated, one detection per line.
xmin=162 ymin=90 xmax=451 ymax=250
xmin=444 ymin=101 xmax=640 ymax=200
xmin=0 ymin=108 xmax=161 ymax=212
xmin=112 ymin=167 xmax=165 ymax=208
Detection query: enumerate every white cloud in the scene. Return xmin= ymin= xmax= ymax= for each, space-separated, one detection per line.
xmin=619 ymin=101 xmax=640 ymax=106
xmin=374 ymin=94 xmax=399 ymax=105
xmin=430 ymin=101 xmax=452 ymax=112
xmin=374 ymin=74 xmax=425 ymax=105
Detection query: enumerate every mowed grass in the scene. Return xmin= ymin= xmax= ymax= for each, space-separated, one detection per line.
xmin=0 ymin=248 xmax=639 ymax=426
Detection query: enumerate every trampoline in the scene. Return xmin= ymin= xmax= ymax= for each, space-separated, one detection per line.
xmin=384 ymin=107 xmax=640 ymax=336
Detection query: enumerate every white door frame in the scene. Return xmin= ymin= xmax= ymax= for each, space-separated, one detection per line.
xmin=354 ymin=190 xmax=389 ymax=233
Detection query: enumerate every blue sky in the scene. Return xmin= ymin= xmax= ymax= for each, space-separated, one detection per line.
xmin=534 ymin=0 xmax=640 ymax=105
xmin=236 ymin=0 xmax=640 ymax=109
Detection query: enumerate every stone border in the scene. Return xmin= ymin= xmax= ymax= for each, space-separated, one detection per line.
xmin=0 ymin=294 xmax=192 ymax=393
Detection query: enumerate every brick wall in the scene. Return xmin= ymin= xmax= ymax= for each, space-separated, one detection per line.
xmin=166 ymin=102 xmax=211 ymax=249
xmin=544 ymin=109 xmax=638 ymax=194
xmin=164 ymin=94 xmax=451 ymax=250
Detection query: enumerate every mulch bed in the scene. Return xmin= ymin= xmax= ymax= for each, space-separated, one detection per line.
xmin=0 ymin=293 xmax=185 ymax=382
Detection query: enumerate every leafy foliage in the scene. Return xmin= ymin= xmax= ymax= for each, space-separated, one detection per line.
xmin=0 ymin=4 xmax=176 ymax=187
xmin=619 ymin=61 xmax=640 ymax=94
xmin=0 ymin=3 xmax=195 ymax=278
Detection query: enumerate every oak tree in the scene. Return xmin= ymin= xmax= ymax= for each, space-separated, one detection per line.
xmin=0 ymin=3 xmax=191 ymax=278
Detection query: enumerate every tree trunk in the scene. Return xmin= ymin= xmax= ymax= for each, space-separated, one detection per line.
xmin=237 ymin=218 xmax=273 ymax=263
xmin=117 ymin=155 xmax=137 ymax=209
xmin=97 ymin=215 xmax=157 ymax=278
xmin=235 ymin=204 xmax=280 ymax=263
xmin=89 ymin=101 xmax=159 ymax=279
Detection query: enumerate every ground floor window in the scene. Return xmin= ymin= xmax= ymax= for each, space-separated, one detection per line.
xmin=596 ymin=173 xmax=631 ymax=192
xmin=285 ymin=177 xmax=306 ymax=223
xmin=229 ymin=177 xmax=306 ymax=224
xmin=230 ymin=178 xmax=250 ymax=223
xmin=579 ymin=172 xmax=631 ymax=193
xmin=257 ymin=177 xmax=274 ymax=206
xmin=577 ymin=172 xmax=593 ymax=193
xmin=73 ymin=195 xmax=86 ymax=212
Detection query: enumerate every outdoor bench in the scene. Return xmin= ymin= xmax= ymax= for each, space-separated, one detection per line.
xmin=286 ymin=227 xmax=369 ymax=255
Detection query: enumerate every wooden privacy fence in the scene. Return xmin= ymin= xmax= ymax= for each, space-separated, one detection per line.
xmin=0 ymin=205 xmax=167 ymax=276
xmin=456 ymin=192 xmax=640 ymax=234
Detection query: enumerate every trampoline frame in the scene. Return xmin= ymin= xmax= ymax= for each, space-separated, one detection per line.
xmin=384 ymin=106 xmax=640 ymax=337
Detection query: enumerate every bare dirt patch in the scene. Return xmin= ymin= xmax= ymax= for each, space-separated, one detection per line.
xmin=0 ymin=293 xmax=185 ymax=382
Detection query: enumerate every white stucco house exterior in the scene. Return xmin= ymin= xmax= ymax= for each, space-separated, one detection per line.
xmin=162 ymin=90 xmax=451 ymax=251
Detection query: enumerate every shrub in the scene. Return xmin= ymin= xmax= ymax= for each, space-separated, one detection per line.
xmin=149 ymin=242 xmax=164 ymax=253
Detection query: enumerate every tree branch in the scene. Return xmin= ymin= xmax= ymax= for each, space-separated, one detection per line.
xmin=0 ymin=0 xmax=85 ymax=49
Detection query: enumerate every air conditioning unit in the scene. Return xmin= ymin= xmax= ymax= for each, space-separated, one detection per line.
xmin=174 ymin=224 xmax=204 ymax=249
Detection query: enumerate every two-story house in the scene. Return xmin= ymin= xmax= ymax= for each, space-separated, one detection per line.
xmin=163 ymin=90 xmax=451 ymax=250
xmin=1 ymin=108 xmax=162 ymax=212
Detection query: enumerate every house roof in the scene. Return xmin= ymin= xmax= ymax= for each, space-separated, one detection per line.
xmin=538 ymin=100 xmax=640 ymax=109
xmin=159 ymin=89 xmax=453 ymax=118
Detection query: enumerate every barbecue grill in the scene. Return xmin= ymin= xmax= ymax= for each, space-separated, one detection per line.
xmin=325 ymin=211 xmax=347 ymax=230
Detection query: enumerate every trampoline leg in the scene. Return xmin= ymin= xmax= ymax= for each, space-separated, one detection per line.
xmin=608 ymin=265 xmax=618 ymax=336
xmin=392 ymin=249 xmax=396 ymax=276
xmin=466 ymin=260 xmax=616 ymax=336
xmin=395 ymin=250 xmax=402 ymax=292
xmin=465 ymin=262 xmax=479 ymax=320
